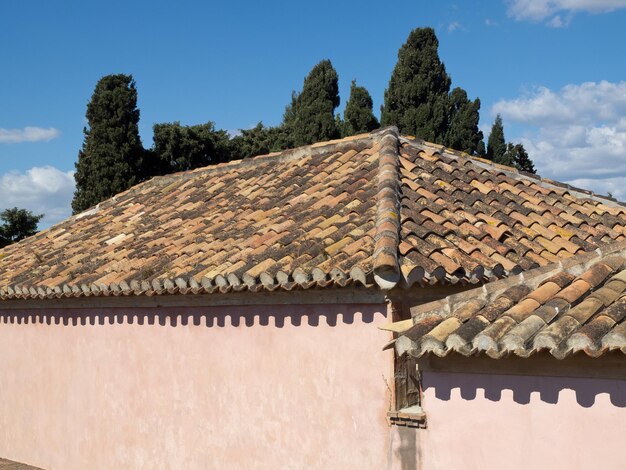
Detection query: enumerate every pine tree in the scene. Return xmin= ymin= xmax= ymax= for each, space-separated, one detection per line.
xmin=151 ymin=121 xmax=231 ymax=173
xmin=445 ymin=87 xmax=485 ymax=155
xmin=0 ymin=207 xmax=43 ymax=248
xmin=289 ymin=60 xmax=341 ymax=146
xmin=72 ymin=74 xmax=145 ymax=214
xmin=343 ymin=80 xmax=379 ymax=136
xmin=381 ymin=27 xmax=451 ymax=142
xmin=505 ymin=143 xmax=536 ymax=174
xmin=486 ymin=114 xmax=507 ymax=164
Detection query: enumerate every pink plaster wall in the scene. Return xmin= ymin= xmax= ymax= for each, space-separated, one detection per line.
xmin=0 ymin=303 xmax=393 ymax=469
xmin=389 ymin=371 xmax=626 ymax=470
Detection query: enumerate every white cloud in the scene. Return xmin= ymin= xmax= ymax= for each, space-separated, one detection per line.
xmin=0 ymin=166 xmax=75 ymax=228
xmin=493 ymin=81 xmax=626 ymax=125
xmin=546 ymin=14 xmax=572 ymax=27
xmin=0 ymin=127 xmax=60 ymax=144
xmin=447 ymin=21 xmax=461 ymax=32
xmin=507 ymin=0 xmax=626 ymax=25
xmin=565 ymin=176 xmax=626 ymax=199
xmin=492 ymin=81 xmax=626 ymax=201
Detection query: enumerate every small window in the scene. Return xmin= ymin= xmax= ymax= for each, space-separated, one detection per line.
xmin=387 ymin=354 xmax=426 ymax=428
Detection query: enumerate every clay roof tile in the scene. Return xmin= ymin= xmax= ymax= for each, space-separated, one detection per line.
xmin=391 ymin=249 xmax=626 ymax=359
xmin=4 ymin=128 xmax=626 ymax=300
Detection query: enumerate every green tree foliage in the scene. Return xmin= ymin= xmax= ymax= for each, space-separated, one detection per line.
xmin=281 ymin=91 xmax=298 ymax=138
xmin=233 ymin=61 xmax=343 ymax=156
xmin=381 ymin=27 xmax=451 ymax=142
xmin=445 ymin=87 xmax=485 ymax=155
xmin=381 ymin=27 xmax=485 ymax=152
xmin=486 ymin=115 xmax=537 ymax=172
xmin=0 ymin=208 xmax=43 ymax=248
xmin=476 ymin=139 xmax=486 ymax=157
xmin=505 ymin=143 xmax=537 ymax=174
xmin=486 ymin=114 xmax=507 ymax=164
xmin=151 ymin=121 xmax=231 ymax=173
xmin=288 ymin=60 xmax=341 ymax=146
xmin=343 ymin=80 xmax=379 ymax=136
xmin=335 ymin=114 xmax=344 ymax=136
xmin=72 ymin=74 xmax=145 ymax=214
xmin=228 ymin=123 xmax=291 ymax=159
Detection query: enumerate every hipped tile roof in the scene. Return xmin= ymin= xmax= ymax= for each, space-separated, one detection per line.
xmin=390 ymin=244 xmax=626 ymax=359
xmin=1 ymin=127 xmax=626 ymax=301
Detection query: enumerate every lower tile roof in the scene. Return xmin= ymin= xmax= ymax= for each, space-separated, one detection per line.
xmin=1 ymin=127 xmax=626 ymax=301
xmin=389 ymin=243 xmax=626 ymax=359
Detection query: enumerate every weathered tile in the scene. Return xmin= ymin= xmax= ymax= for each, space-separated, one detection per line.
xmin=3 ymin=128 xmax=626 ymax=302
xmin=390 ymin=249 xmax=626 ymax=359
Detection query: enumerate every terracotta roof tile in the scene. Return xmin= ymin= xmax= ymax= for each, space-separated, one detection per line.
xmin=390 ymin=245 xmax=626 ymax=358
xmin=3 ymin=127 xmax=626 ymax=300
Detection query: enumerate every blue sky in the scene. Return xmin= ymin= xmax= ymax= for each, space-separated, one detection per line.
xmin=2 ymin=0 xmax=626 ymax=227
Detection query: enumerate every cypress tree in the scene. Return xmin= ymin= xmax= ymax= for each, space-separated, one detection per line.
xmin=506 ymin=143 xmax=536 ymax=173
xmin=281 ymin=92 xmax=298 ymax=134
xmin=343 ymin=80 xmax=379 ymax=136
xmin=445 ymin=87 xmax=485 ymax=155
xmin=335 ymin=114 xmax=344 ymax=136
xmin=381 ymin=27 xmax=451 ymax=142
xmin=275 ymin=91 xmax=299 ymax=150
xmin=476 ymin=139 xmax=486 ymax=157
xmin=234 ymin=93 xmax=298 ymax=158
xmin=72 ymin=74 xmax=144 ymax=214
xmin=486 ymin=114 xmax=507 ymax=164
xmin=289 ymin=60 xmax=340 ymax=146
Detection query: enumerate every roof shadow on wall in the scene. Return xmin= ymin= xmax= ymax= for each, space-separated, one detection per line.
xmin=0 ymin=307 xmax=386 ymax=329
xmin=423 ymin=371 xmax=626 ymax=408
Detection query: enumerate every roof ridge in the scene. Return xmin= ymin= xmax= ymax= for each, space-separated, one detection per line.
xmin=177 ymin=131 xmax=377 ymax=177
xmin=372 ymin=127 xmax=402 ymax=289
xmin=0 ymin=129 xmax=395 ymax=302
xmin=7 ymin=126 xmax=626 ymax=303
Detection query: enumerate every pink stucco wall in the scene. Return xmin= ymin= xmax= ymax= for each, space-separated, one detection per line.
xmin=0 ymin=303 xmax=393 ymax=469
xmin=389 ymin=371 xmax=626 ymax=470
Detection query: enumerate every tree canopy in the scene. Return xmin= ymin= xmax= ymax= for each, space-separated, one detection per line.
xmin=287 ymin=60 xmax=341 ymax=146
xmin=486 ymin=115 xmax=537 ymax=172
xmin=70 ymin=30 xmax=539 ymax=211
xmin=445 ymin=87 xmax=485 ymax=155
xmin=239 ymin=61 xmax=342 ymax=154
xmin=343 ymin=80 xmax=379 ymax=137
xmin=72 ymin=74 xmax=145 ymax=214
xmin=381 ymin=27 xmax=451 ymax=142
xmin=0 ymin=207 xmax=43 ymax=248
xmin=228 ymin=123 xmax=289 ymax=160
xmin=486 ymin=114 xmax=508 ymax=164
xmin=381 ymin=27 xmax=485 ymax=155
xmin=151 ymin=121 xmax=231 ymax=173
xmin=506 ymin=143 xmax=537 ymax=174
